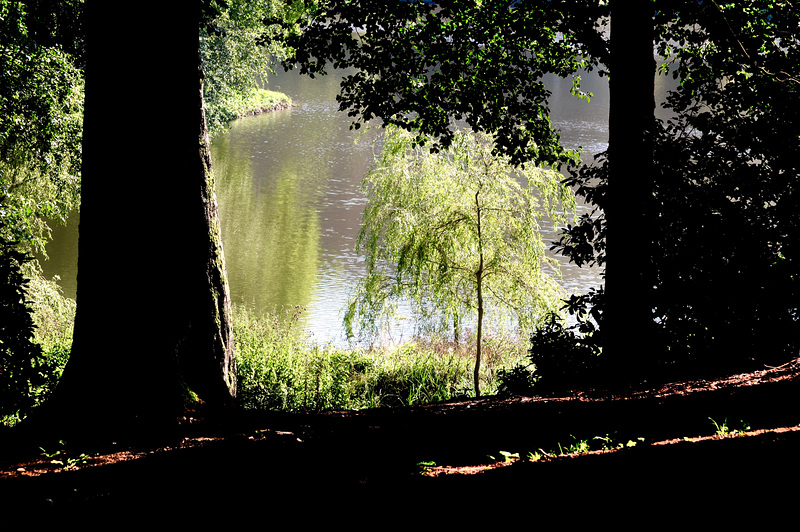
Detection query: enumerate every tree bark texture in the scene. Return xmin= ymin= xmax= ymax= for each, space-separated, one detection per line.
xmin=49 ymin=2 xmax=236 ymax=433
xmin=604 ymin=0 xmax=657 ymax=377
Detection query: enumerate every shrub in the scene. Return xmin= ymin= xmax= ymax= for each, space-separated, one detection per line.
xmin=0 ymin=247 xmax=45 ymax=418
xmin=0 ymin=255 xmax=74 ymax=425
xmin=499 ymin=315 xmax=602 ymax=396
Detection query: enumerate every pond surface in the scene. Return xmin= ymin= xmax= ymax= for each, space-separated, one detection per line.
xmin=211 ymin=67 xmax=614 ymax=343
xmin=42 ymin=66 xmax=663 ymax=345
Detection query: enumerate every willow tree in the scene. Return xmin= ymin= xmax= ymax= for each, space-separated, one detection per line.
xmin=345 ymin=127 xmax=575 ymax=397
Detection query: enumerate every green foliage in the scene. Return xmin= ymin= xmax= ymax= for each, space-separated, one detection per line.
xmin=235 ymin=308 xmax=361 ymax=411
xmin=233 ymin=306 xmax=526 ymax=411
xmin=416 ymin=460 xmax=437 ymax=475
xmin=1 ymin=0 xmax=83 ymax=254
xmin=38 ymin=440 xmax=94 ymax=471
xmin=0 ymin=246 xmax=45 ymax=417
xmin=286 ymin=0 xmax=606 ymax=167
xmin=212 ymin=87 xmax=291 ymax=122
xmin=499 ymin=314 xmax=603 ymax=396
xmin=201 ymin=0 xmax=314 ymax=136
xmin=0 ymin=3 xmax=80 ymax=425
xmin=710 ymin=417 xmax=750 ymax=437
xmin=551 ymin=1 xmax=800 ymax=374
xmin=647 ymin=2 xmax=800 ymax=365
xmin=346 ymin=126 xmax=574 ymax=396
xmin=0 ymin=257 xmax=74 ymax=425
xmin=558 ymin=435 xmax=591 ymax=455
xmin=345 ymin=126 xmax=574 ymax=338
xmin=290 ymin=0 xmax=800 ymax=385
xmin=530 ymin=433 xmax=645 ymax=461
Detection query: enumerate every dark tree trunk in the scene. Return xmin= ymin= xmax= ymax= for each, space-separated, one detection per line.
xmin=604 ymin=1 xmax=657 ymax=381
xmin=43 ymin=2 xmax=235 ymax=437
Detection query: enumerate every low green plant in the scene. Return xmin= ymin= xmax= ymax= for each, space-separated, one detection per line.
xmin=594 ymin=433 xmax=645 ymax=451
xmin=527 ymin=450 xmax=544 ymax=462
xmin=486 ymin=450 xmax=520 ymax=463
xmin=416 ymin=460 xmax=437 ymax=475
xmin=710 ymin=417 xmax=750 ymax=437
xmin=505 ymin=314 xmax=603 ymax=396
xmin=624 ymin=438 xmax=645 ymax=448
xmin=0 ymin=247 xmax=45 ymax=419
xmin=558 ymin=435 xmax=591 ymax=455
xmin=593 ymin=434 xmax=616 ymax=451
xmin=206 ymin=88 xmax=292 ymax=136
xmin=530 ymin=433 xmax=645 ymax=460
xmin=39 ymin=440 xmax=93 ymax=471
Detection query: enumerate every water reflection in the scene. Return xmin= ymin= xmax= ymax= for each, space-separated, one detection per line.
xmin=212 ymin=68 xmax=607 ymax=343
xmin=42 ymin=66 xmax=613 ymax=345
xmin=211 ymin=69 xmax=381 ymax=343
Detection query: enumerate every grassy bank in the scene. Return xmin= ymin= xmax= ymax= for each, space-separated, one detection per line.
xmin=233 ymin=307 xmax=529 ymax=412
xmin=206 ymin=87 xmax=292 ymax=135
xmin=224 ymin=87 xmax=292 ymax=118
xmin=6 ymin=276 xmax=528 ymax=426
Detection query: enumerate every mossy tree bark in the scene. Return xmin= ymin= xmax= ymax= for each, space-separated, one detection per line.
xmin=45 ymin=2 xmax=236 ymax=436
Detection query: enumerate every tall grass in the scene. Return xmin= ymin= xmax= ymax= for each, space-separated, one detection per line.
xmin=233 ymin=306 xmax=529 ymax=412
xmin=8 ymin=282 xmax=528 ymax=427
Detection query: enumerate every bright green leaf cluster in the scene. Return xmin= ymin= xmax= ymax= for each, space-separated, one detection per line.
xmin=0 ymin=0 xmax=83 ymax=254
xmin=345 ymin=126 xmax=576 ymax=342
xmin=201 ymin=0 xmax=318 ymax=136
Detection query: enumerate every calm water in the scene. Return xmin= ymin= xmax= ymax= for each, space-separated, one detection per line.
xmin=42 ymin=66 xmax=646 ymax=344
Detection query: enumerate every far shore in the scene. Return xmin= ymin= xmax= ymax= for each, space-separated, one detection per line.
xmin=231 ymin=88 xmax=293 ymax=120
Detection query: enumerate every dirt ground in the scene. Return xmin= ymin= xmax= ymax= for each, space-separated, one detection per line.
xmin=2 ymin=358 xmax=799 ymax=523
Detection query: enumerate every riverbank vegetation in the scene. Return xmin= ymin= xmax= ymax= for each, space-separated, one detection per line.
xmin=1 ymin=0 xmax=83 ymax=425
xmin=235 ymin=306 xmax=527 ymax=411
xmin=1 ymin=286 xmax=528 ymax=426
xmin=3 ymin=0 xmax=798 ymax=453
xmin=211 ymin=87 xmax=291 ymax=124
xmin=200 ymin=0 xmax=306 ymax=136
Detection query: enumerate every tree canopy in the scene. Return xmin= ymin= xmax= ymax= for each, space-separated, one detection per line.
xmin=287 ymin=0 xmax=607 ymax=168
xmin=0 ymin=0 xmax=83 ymax=254
xmin=201 ymin=0 xmax=316 ymax=135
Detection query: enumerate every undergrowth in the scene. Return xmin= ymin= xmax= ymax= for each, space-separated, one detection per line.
xmin=3 ymin=280 xmax=528 ymax=426
xmin=233 ymin=306 xmax=529 ymax=411
xmin=1 ymin=267 xmax=75 ymax=427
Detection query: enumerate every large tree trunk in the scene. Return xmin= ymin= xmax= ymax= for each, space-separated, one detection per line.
xmin=44 ymin=2 xmax=235 ymax=437
xmin=604 ymin=0 xmax=657 ymax=380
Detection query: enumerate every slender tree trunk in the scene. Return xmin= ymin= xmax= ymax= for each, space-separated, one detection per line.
xmin=475 ymin=271 xmax=484 ymax=398
xmin=41 ymin=2 xmax=235 ymax=437
xmin=474 ymin=190 xmax=484 ymax=398
xmin=604 ymin=0 xmax=657 ymax=381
